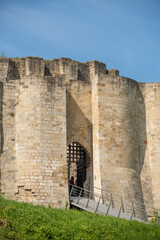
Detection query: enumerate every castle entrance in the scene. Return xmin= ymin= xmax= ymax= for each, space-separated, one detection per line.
xmin=67 ymin=142 xmax=86 ymax=188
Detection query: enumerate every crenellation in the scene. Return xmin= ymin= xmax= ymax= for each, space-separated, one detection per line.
xmin=25 ymin=57 xmax=45 ymax=77
xmin=89 ymin=60 xmax=106 ymax=81
xmin=107 ymin=69 xmax=119 ymax=76
xmin=0 ymin=58 xmax=9 ymax=81
xmin=77 ymin=62 xmax=90 ymax=81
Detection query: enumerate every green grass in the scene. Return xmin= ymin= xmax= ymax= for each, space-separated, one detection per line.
xmin=0 ymin=196 xmax=160 ymax=240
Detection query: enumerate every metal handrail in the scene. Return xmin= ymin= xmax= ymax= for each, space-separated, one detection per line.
xmin=85 ymin=183 xmax=160 ymax=214
xmin=69 ymin=184 xmax=160 ymax=225
xmin=70 ymin=184 xmax=101 ymax=198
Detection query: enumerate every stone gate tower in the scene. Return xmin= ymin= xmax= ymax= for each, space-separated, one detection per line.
xmin=0 ymin=56 xmax=160 ymax=210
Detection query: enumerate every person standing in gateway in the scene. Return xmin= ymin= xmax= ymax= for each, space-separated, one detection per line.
xmin=69 ymin=176 xmax=74 ymax=193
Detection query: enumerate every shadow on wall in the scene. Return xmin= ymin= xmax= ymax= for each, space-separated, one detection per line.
xmin=120 ymin=82 xmax=152 ymax=209
xmin=119 ymin=82 xmax=148 ymax=207
xmin=7 ymin=60 xmax=20 ymax=81
xmin=129 ymin=83 xmax=147 ymax=206
xmin=137 ymin=84 xmax=146 ymax=175
xmin=121 ymin=82 xmax=147 ymax=175
xmin=137 ymin=84 xmax=154 ymax=206
xmin=125 ymin=82 xmax=152 ymax=213
xmin=66 ymin=89 xmax=93 ymax=190
xmin=99 ymin=79 xmax=150 ymax=215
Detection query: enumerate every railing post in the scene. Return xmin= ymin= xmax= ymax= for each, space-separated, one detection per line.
xmin=118 ymin=204 xmax=122 ymax=218
xmin=106 ymin=199 xmax=111 ymax=216
xmin=69 ymin=185 xmax=74 ymax=200
xmin=77 ymin=188 xmax=82 ymax=204
xmin=142 ymin=204 xmax=147 ymax=222
xmin=101 ymin=189 xmax=104 ymax=204
xmin=121 ymin=197 xmax=124 ymax=212
xmin=111 ymin=193 xmax=114 ymax=208
xmin=132 ymin=201 xmax=136 ymax=217
xmin=130 ymin=201 xmax=135 ymax=220
xmin=144 ymin=211 xmax=148 ymax=222
xmin=86 ymin=192 xmax=91 ymax=208
xmin=95 ymin=195 xmax=101 ymax=213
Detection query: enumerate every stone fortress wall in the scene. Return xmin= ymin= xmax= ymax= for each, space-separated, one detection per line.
xmin=0 ymin=56 xmax=159 ymax=210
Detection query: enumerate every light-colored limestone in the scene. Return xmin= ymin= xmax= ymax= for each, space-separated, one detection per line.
xmin=0 ymin=56 xmax=159 ymax=210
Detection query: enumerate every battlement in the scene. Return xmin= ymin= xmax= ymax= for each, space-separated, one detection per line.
xmin=0 ymin=57 xmax=120 ymax=82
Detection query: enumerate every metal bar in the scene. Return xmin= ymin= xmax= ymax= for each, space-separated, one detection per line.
xmin=74 ymin=188 xmax=79 ymax=197
xmin=95 ymin=195 xmax=101 ymax=213
xmin=144 ymin=211 xmax=148 ymax=222
xmin=121 ymin=197 xmax=124 ymax=212
xmin=130 ymin=201 xmax=135 ymax=220
xmin=77 ymin=188 xmax=82 ymax=204
xmin=86 ymin=192 xmax=91 ymax=208
xmin=118 ymin=204 xmax=122 ymax=218
xmin=111 ymin=193 xmax=114 ymax=208
xmin=70 ymin=185 xmax=112 ymax=200
xmin=130 ymin=208 xmax=134 ymax=220
xmin=69 ymin=185 xmax=74 ymax=199
xmin=132 ymin=201 xmax=136 ymax=217
xmin=101 ymin=189 xmax=104 ymax=204
xmin=85 ymin=183 xmax=155 ymax=211
xmin=106 ymin=199 xmax=111 ymax=215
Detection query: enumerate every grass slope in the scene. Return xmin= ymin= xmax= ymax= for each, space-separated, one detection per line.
xmin=0 ymin=196 xmax=160 ymax=240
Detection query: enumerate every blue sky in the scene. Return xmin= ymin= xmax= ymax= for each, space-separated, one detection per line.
xmin=0 ymin=0 xmax=160 ymax=82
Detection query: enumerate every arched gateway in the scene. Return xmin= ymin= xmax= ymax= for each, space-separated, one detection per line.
xmin=67 ymin=142 xmax=90 ymax=188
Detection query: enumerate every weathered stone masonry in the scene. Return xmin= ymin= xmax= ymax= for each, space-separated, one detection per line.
xmin=0 ymin=56 xmax=159 ymax=210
